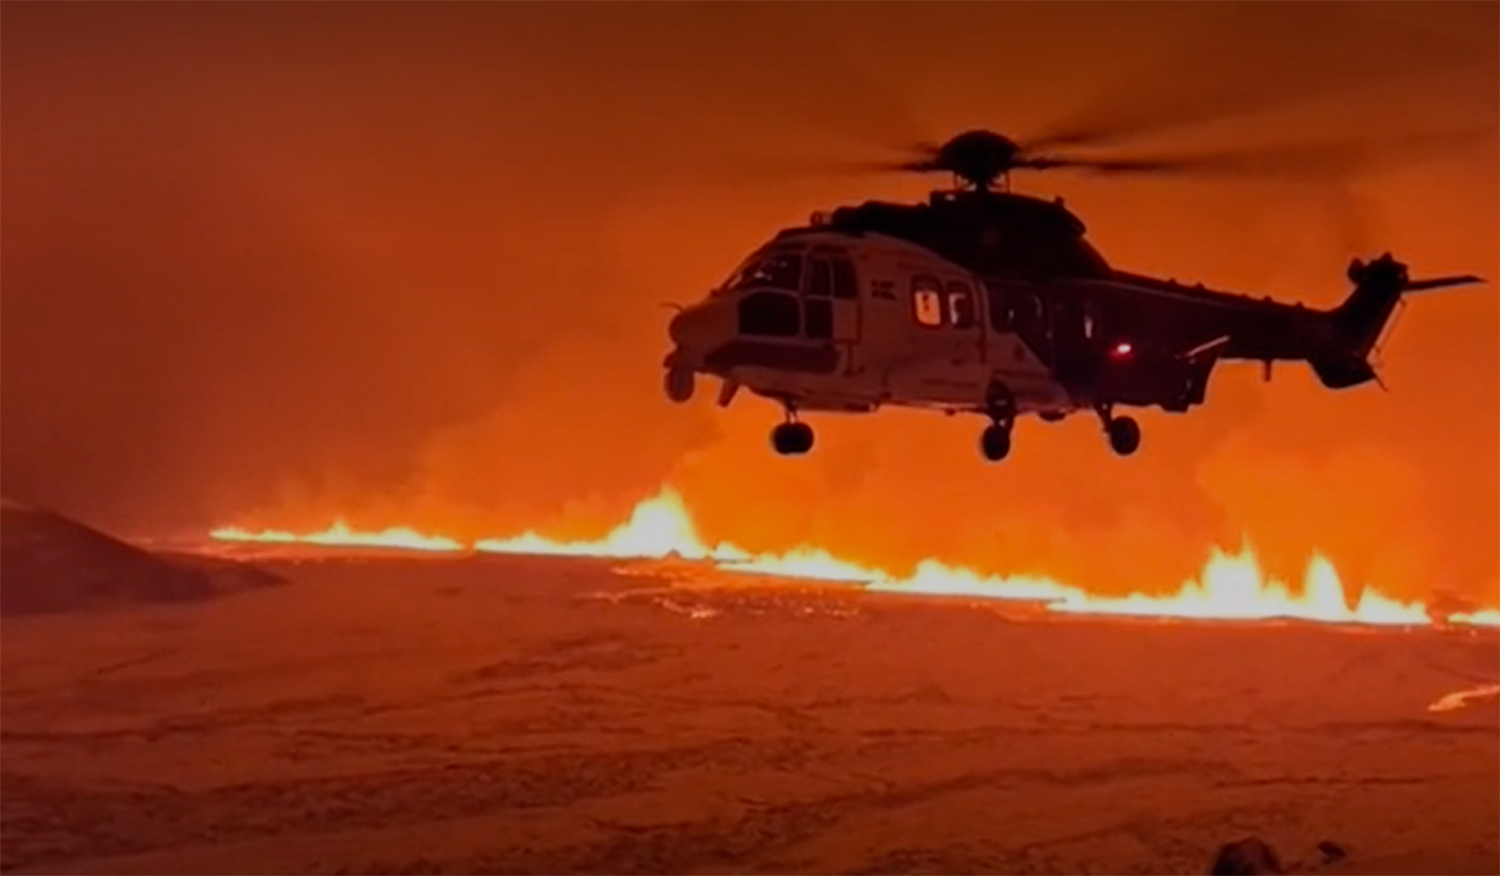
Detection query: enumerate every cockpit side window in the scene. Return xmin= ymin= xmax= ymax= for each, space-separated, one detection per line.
xmin=912 ymin=275 xmax=944 ymax=327
xmin=945 ymin=280 xmax=976 ymax=329
xmin=722 ymin=251 xmax=805 ymax=295
xmin=713 ymin=253 xmax=760 ymax=297
xmin=751 ymin=253 xmax=803 ymax=292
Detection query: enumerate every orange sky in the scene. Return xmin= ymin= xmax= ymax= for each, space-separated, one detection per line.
xmin=2 ymin=2 xmax=1496 ymax=604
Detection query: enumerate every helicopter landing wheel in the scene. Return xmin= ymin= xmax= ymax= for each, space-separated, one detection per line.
xmin=771 ymin=421 xmax=814 ymax=456
xmin=980 ymin=423 xmax=1012 ymax=462
xmin=664 ymin=367 xmax=695 ymax=404
xmin=1106 ymin=415 xmax=1141 ymax=456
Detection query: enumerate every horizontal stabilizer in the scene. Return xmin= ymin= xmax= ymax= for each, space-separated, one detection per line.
xmin=1403 ymin=274 xmax=1484 ymax=292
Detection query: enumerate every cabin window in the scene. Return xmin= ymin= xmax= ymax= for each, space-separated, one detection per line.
xmin=1018 ymin=291 xmax=1044 ymax=331
xmin=986 ymin=283 xmax=1014 ymax=332
xmin=1082 ymin=300 xmax=1105 ymax=341
xmin=831 ymin=258 xmax=858 ymax=300
xmin=946 ymin=281 xmax=976 ymax=329
xmin=738 ymin=291 xmax=801 ymax=338
xmin=805 ymin=299 xmax=833 ymax=339
xmin=987 ymin=282 xmax=1040 ymax=333
xmin=807 ymin=258 xmax=833 ymax=297
xmin=912 ymin=275 xmax=943 ymax=327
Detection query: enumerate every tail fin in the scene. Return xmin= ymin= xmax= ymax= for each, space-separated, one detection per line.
xmin=1314 ymin=254 xmax=1482 ymax=389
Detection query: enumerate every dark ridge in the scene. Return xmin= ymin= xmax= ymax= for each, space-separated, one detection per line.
xmin=0 ymin=497 xmax=283 ymax=617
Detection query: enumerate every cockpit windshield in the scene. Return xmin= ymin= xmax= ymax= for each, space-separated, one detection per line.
xmin=715 ymin=249 xmax=804 ymax=296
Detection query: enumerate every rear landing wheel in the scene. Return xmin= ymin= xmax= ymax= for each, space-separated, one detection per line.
xmin=771 ymin=421 xmax=814 ymax=456
xmin=1106 ymin=416 xmax=1141 ymax=456
xmin=980 ymin=423 xmax=1012 ymax=462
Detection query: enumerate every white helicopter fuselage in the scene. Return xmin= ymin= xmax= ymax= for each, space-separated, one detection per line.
xmin=664 ymin=230 xmax=1074 ymax=419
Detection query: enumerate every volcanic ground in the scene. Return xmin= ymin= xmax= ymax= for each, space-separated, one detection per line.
xmin=1 ymin=527 xmax=1496 ymax=875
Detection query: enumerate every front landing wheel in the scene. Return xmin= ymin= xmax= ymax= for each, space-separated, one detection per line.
xmin=665 ymin=368 xmax=695 ymax=403
xmin=771 ymin=421 xmax=814 ymax=456
xmin=980 ymin=423 xmax=1012 ymax=462
xmin=1106 ymin=415 xmax=1141 ymax=456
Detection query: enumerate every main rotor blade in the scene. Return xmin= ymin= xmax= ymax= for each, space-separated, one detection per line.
xmin=1021 ymin=4 xmax=1490 ymax=153
xmin=1024 ymin=125 xmax=1496 ymax=181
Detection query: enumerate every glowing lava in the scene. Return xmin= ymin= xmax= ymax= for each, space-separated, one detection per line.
xmin=209 ymin=521 xmax=463 ymax=552
xmin=1427 ymin=682 xmax=1500 ymax=713
xmin=211 ymin=486 xmax=1500 ymax=629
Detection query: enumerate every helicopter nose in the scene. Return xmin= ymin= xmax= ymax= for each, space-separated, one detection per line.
xmin=668 ymin=302 xmax=728 ymax=349
xmin=667 ymin=309 xmax=694 ymax=347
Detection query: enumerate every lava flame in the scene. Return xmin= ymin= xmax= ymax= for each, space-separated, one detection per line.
xmin=1427 ymin=682 xmax=1500 ymax=713
xmin=212 ymin=486 xmax=1499 ymax=629
xmin=208 ymin=521 xmax=463 ymax=552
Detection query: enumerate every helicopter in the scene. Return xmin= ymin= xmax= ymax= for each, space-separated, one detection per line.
xmin=661 ymin=128 xmax=1483 ymax=461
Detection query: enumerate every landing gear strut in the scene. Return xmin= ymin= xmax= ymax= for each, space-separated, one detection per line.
xmin=771 ymin=407 xmax=814 ymax=456
xmin=1096 ymin=404 xmax=1141 ymax=456
xmin=979 ymin=380 xmax=1015 ymax=462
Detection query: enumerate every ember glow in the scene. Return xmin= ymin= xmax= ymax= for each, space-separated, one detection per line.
xmin=1427 ymin=683 xmax=1500 ymax=713
xmin=211 ymin=487 xmax=1500 ymax=629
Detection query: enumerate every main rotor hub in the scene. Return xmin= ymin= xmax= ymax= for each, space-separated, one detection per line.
xmin=935 ymin=130 xmax=1024 ymax=190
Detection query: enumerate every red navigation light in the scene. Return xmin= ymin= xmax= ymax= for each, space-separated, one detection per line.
xmin=1112 ymin=341 xmax=1134 ymax=358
